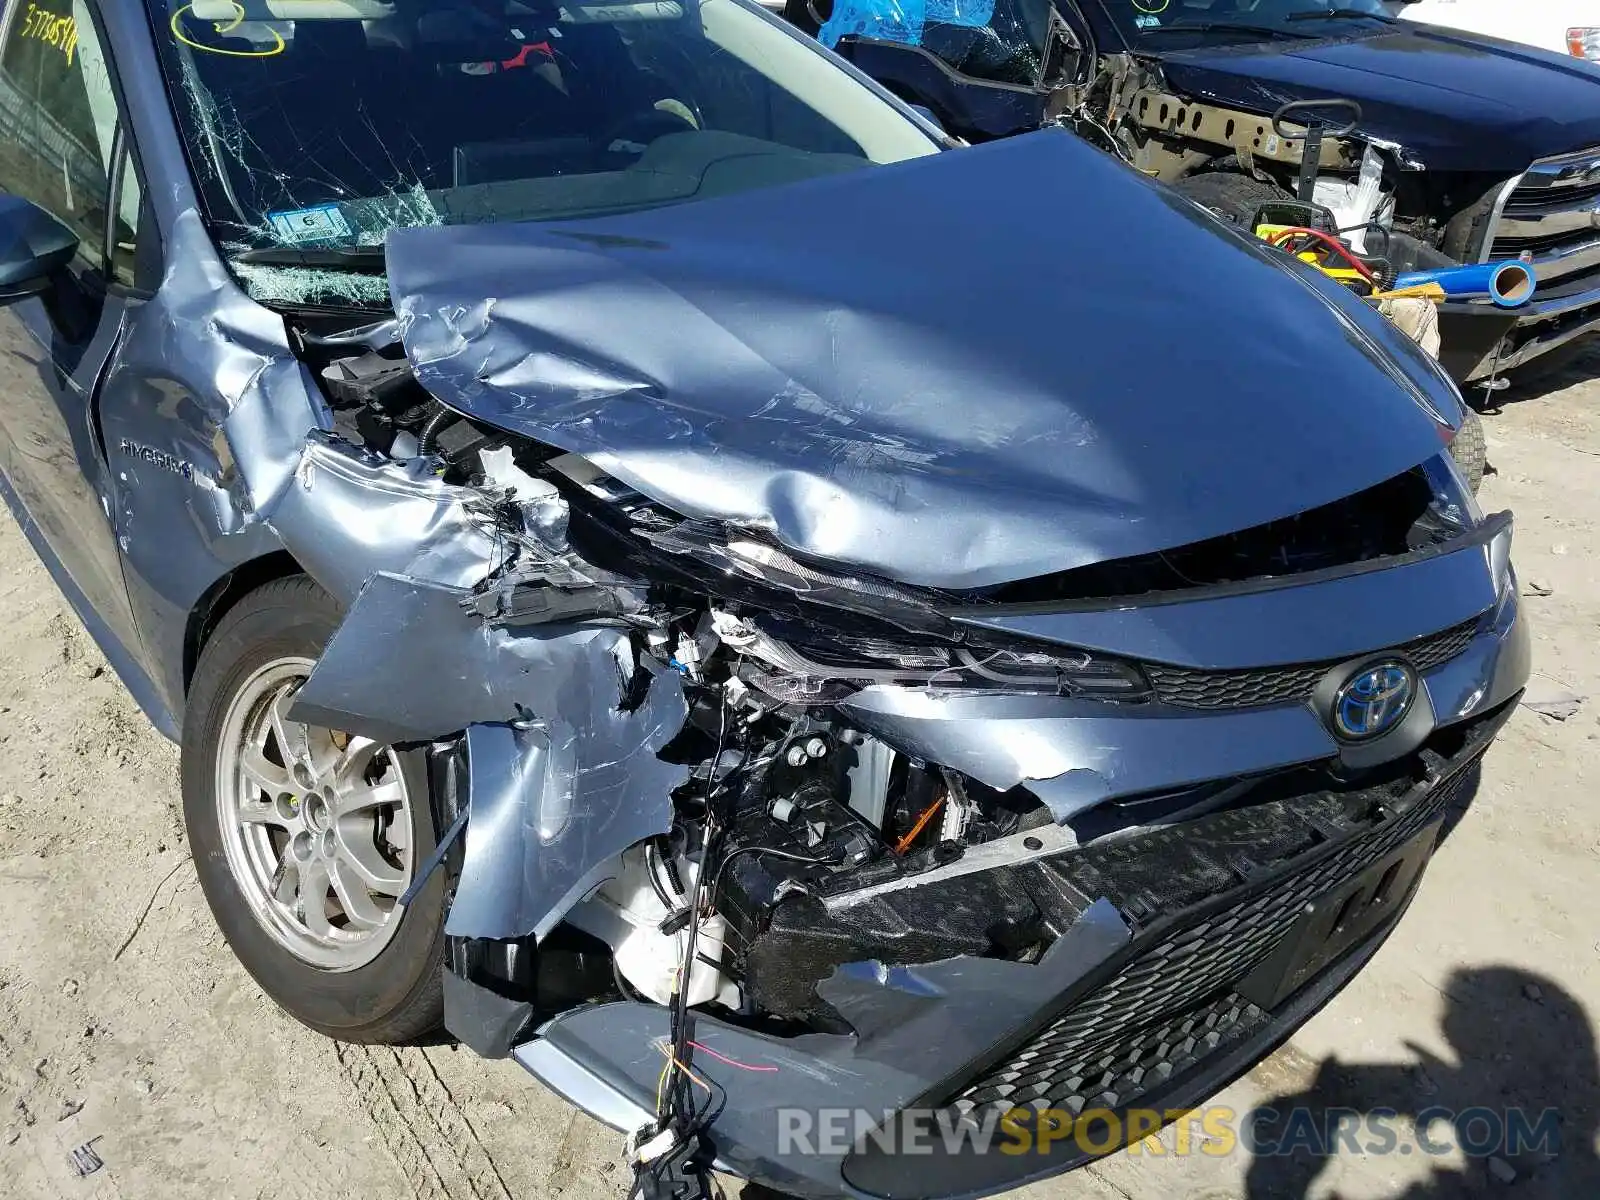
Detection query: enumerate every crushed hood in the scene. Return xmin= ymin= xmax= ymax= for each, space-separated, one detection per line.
xmin=1157 ymin=27 xmax=1600 ymax=172
xmin=388 ymin=130 xmax=1455 ymax=591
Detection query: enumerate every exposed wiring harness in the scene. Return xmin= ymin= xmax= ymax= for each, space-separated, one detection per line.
xmin=1267 ymin=225 xmax=1377 ymax=283
xmin=628 ymin=702 xmax=732 ymax=1200
xmin=627 ymin=684 xmax=850 ymax=1199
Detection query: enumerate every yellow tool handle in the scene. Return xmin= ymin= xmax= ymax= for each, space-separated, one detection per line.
xmin=1370 ymin=282 xmax=1448 ymax=303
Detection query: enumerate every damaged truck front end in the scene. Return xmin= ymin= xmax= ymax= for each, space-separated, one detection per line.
xmin=801 ymin=0 xmax=1600 ymax=387
xmin=47 ymin=3 xmax=1529 ymax=1197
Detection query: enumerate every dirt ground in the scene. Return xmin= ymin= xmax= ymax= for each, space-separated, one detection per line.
xmin=0 ymin=352 xmax=1596 ymax=1200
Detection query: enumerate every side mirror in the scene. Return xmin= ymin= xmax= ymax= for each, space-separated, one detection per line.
xmin=0 ymin=195 xmax=77 ymax=303
xmin=908 ymin=104 xmax=946 ymax=134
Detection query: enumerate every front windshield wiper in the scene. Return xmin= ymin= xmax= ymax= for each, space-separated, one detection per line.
xmin=232 ymin=245 xmax=387 ymax=270
xmin=1284 ymin=8 xmax=1395 ymax=21
xmin=1140 ymin=22 xmax=1320 ymax=40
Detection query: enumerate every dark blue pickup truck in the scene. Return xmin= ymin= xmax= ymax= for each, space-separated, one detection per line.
xmin=789 ymin=0 xmax=1600 ymax=387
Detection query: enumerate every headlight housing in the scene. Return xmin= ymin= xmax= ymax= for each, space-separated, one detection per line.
xmin=723 ymin=612 xmax=1151 ymax=704
xmin=1569 ymin=27 xmax=1600 ymax=60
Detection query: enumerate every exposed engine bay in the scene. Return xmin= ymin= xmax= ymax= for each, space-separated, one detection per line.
xmin=288 ymin=311 xmax=1510 ymax=1055
xmin=306 ymin=326 xmax=1097 ymax=1024
xmin=168 ymin=133 xmax=1528 ymax=1198
xmin=1034 ymin=50 xmax=1595 ymax=384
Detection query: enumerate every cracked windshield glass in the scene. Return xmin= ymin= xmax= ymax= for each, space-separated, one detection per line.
xmin=146 ymin=0 xmax=939 ymax=306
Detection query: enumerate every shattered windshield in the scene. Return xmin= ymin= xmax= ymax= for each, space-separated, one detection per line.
xmin=1102 ymin=0 xmax=1391 ymax=41
xmin=143 ymin=0 xmax=939 ymax=306
xmin=819 ymin=0 xmax=1054 ymax=87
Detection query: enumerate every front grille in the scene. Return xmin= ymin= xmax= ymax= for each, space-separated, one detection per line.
xmin=1487 ymin=148 xmax=1600 ymax=287
xmin=945 ymin=760 xmax=1476 ymax=1117
xmin=1145 ymin=616 xmax=1480 ymax=711
xmin=1147 ymin=661 xmax=1325 ymax=710
xmin=1503 ymin=177 xmax=1600 ymax=215
xmin=1491 ymin=229 xmax=1595 ymax=257
xmin=955 ymin=992 xmax=1270 ymax=1117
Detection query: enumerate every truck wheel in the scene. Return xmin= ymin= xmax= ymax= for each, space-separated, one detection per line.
xmin=181 ymin=576 xmax=447 ymax=1044
xmin=1448 ymin=407 xmax=1487 ymax=494
xmin=1173 ymin=172 xmax=1291 ymax=229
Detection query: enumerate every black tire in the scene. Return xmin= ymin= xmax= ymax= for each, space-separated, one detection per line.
xmin=1448 ymin=406 xmax=1487 ymax=494
xmin=182 ymin=576 xmax=446 ymax=1043
xmin=1173 ymin=171 xmax=1292 ymax=229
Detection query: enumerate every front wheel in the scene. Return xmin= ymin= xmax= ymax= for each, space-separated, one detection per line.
xmin=181 ymin=576 xmax=447 ymax=1043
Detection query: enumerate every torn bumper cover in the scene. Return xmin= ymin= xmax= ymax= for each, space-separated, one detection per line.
xmin=517 ymin=696 xmax=1515 ymax=1200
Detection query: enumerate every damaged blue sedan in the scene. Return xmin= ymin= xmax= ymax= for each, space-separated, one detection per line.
xmin=0 ymin=0 xmax=1527 ymax=1196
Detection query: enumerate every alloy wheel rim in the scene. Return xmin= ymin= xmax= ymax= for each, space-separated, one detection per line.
xmin=214 ymin=657 xmax=414 ymax=971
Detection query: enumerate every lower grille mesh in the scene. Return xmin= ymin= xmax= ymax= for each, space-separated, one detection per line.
xmin=946 ymin=761 xmax=1477 ymax=1118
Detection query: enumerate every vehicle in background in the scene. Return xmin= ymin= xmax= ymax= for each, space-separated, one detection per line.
xmin=788 ymin=0 xmax=1600 ymax=389
xmin=1384 ymin=0 xmax=1599 ymax=63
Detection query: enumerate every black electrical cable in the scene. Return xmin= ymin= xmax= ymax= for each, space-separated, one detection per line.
xmin=417 ymin=404 xmax=452 ymax=455
xmin=643 ymin=840 xmax=678 ymax=911
xmin=637 ymin=661 xmax=792 ymax=1200
xmin=655 ymin=698 xmax=731 ymax=1133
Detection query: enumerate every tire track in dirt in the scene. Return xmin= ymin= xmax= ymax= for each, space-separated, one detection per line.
xmin=335 ymin=1043 xmax=514 ymax=1200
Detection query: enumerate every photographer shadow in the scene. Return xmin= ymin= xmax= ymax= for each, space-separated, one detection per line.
xmin=1244 ymin=966 xmax=1600 ymax=1199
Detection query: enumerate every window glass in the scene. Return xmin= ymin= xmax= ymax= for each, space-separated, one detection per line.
xmin=110 ymin=150 xmax=142 ymax=285
xmin=0 ymin=0 xmax=121 ymax=266
xmin=142 ymin=0 xmax=938 ymax=255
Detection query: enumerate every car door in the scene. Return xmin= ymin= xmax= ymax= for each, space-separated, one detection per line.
xmin=0 ymin=0 xmax=145 ymax=659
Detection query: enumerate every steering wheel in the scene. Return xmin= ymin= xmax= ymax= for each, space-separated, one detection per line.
xmin=599 ymin=105 xmax=700 ymax=165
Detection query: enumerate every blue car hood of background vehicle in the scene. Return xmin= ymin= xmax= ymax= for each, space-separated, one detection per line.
xmin=387 ymin=130 xmax=1457 ymax=591
xmin=1157 ymin=26 xmax=1600 ymax=173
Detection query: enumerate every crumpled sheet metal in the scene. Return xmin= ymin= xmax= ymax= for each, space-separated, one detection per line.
xmin=286 ymin=572 xmax=523 ymax=743
xmin=146 ymin=212 xmax=507 ymax=608
xmin=261 ymin=434 xmax=508 ymax=606
xmin=839 ymin=684 xmax=1338 ymax=821
xmin=288 ymin=572 xmax=669 ymax=743
xmin=522 ymin=900 xmax=1130 ymax=1198
xmin=220 ymin=387 xmax=510 ymax=607
xmin=387 ymin=133 xmax=1458 ymax=591
xmin=955 ymin=514 xmax=1505 ymax=670
xmin=447 ymin=698 xmax=688 ymax=941
xmin=106 ymin=211 xmax=332 ymax=515
xmin=157 ymin=214 xmax=682 ymax=946
xmin=286 ymin=572 xmax=691 ymax=941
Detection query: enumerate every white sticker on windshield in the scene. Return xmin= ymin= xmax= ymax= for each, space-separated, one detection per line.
xmin=267 ymin=204 xmax=352 ymax=245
